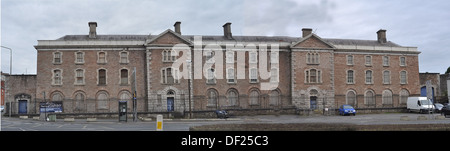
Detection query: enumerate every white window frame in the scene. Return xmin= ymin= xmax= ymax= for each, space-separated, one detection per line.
xmin=399 ymin=56 xmax=406 ymax=66
xmin=74 ymin=68 xmax=85 ymax=85
xmin=75 ymin=51 xmax=85 ymax=64
xmin=400 ymin=70 xmax=408 ymax=84
xmin=53 ymin=51 xmax=62 ymax=64
xmin=383 ymin=70 xmax=391 ymax=84
xmin=97 ymin=68 xmax=108 ymax=85
xmin=97 ymin=51 xmax=107 ymax=64
xmin=347 ymin=70 xmax=354 ymax=84
xmin=305 ymin=68 xmax=321 ymax=84
xmin=226 ymin=51 xmax=234 ymax=64
xmin=52 ymin=69 xmax=63 ymax=86
xmin=120 ymin=51 xmax=129 ymax=64
xmin=383 ymin=56 xmax=389 ymax=66
xmin=365 ymin=55 xmax=372 ymax=66
xmin=227 ymin=67 xmax=236 ymax=83
xmin=346 ymin=55 xmax=353 ymax=65
xmin=249 ymin=67 xmax=258 ymax=83
xmin=365 ymin=70 xmax=373 ymax=84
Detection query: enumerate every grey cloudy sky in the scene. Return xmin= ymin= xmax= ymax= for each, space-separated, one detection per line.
xmin=1 ymin=0 xmax=449 ymax=74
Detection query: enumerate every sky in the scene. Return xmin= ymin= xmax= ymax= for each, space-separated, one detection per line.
xmin=1 ymin=0 xmax=449 ymax=74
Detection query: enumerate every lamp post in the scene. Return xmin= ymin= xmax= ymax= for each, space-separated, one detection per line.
xmin=1 ymin=46 xmax=12 ymax=117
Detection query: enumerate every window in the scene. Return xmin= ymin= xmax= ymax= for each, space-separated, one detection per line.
xmin=227 ymin=89 xmax=238 ymax=106
xmin=120 ymin=51 xmax=128 ymax=64
xmin=120 ymin=69 xmax=128 ymax=85
xmin=400 ymin=56 xmax=406 ymax=66
xmin=249 ymin=90 xmax=259 ymax=105
xmin=51 ymin=92 xmax=63 ymax=102
xmin=305 ymin=69 xmax=321 ymax=83
xmin=226 ymin=51 xmax=234 ymax=63
xmin=98 ymin=69 xmax=106 ymax=85
xmin=347 ymin=55 xmax=353 ymax=65
xmin=75 ymin=69 xmax=84 ymax=85
xmin=383 ymin=56 xmax=389 ymax=66
xmin=98 ymin=52 xmax=106 ymax=64
xmin=206 ymin=68 xmax=216 ymax=84
xmin=346 ymin=90 xmax=356 ymax=106
xmin=207 ymin=89 xmax=218 ymax=107
xmin=382 ymin=90 xmax=393 ymax=106
xmin=365 ymin=70 xmax=373 ymax=84
xmin=97 ymin=91 xmax=108 ymax=109
xmin=365 ymin=56 xmax=372 ymax=66
xmin=53 ymin=69 xmax=62 ymax=85
xmin=383 ymin=70 xmax=390 ymax=84
xmin=364 ymin=90 xmax=375 ymax=106
xmin=75 ymin=52 xmax=84 ymax=64
xmin=270 ymin=68 xmax=279 ymax=83
xmin=270 ymin=90 xmax=280 ymax=106
xmin=347 ymin=70 xmax=354 ymax=84
xmin=249 ymin=51 xmax=257 ymax=63
xmin=227 ymin=68 xmax=235 ymax=83
xmin=307 ymin=52 xmax=319 ymax=64
xmin=399 ymin=89 xmax=409 ymax=105
xmin=54 ymin=52 xmax=62 ymax=64
xmin=119 ymin=91 xmax=131 ymax=102
xmin=400 ymin=70 xmax=407 ymax=84
xmin=162 ymin=67 xmax=179 ymax=84
xmin=163 ymin=50 xmax=176 ymax=62
xmin=74 ymin=92 xmax=85 ymax=111
xmin=250 ymin=68 xmax=258 ymax=83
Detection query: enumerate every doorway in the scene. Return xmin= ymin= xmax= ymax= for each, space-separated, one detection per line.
xmin=167 ymin=97 xmax=174 ymax=112
xmin=18 ymin=100 xmax=27 ymax=114
xmin=310 ymin=96 xmax=317 ymax=110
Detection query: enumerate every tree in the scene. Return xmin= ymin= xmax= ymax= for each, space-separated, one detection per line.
xmin=446 ymin=66 xmax=450 ymax=74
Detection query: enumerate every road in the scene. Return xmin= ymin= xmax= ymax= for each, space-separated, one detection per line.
xmin=2 ymin=113 xmax=450 ymax=131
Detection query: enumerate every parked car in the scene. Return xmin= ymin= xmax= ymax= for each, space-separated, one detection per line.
xmin=0 ymin=106 xmax=4 ymax=112
xmin=441 ymin=105 xmax=450 ymax=118
xmin=435 ymin=103 xmax=444 ymax=113
xmin=215 ymin=110 xmax=229 ymax=119
xmin=339 ymin=105 xmax=356 ymax=116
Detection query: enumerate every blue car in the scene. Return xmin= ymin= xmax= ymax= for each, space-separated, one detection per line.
xmin=339 ymin=105 xmax=356 ymax=116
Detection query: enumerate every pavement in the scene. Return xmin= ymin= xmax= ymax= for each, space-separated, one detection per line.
xmin=2 ymin=113 xmax=450 ymax=131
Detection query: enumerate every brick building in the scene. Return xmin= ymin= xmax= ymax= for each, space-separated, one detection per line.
xmin=27 ymin=21 xmax=421 ymax=116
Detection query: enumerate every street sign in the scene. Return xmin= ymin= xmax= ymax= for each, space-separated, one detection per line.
xmin=156 ymin=115 xmax=163 ymax=131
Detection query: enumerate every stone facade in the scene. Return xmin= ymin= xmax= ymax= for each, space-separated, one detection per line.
xmin=25 ymin=22 xmax=422 ymax=116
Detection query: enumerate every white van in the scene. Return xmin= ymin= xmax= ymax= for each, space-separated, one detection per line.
xmin=407 ymin=97 xmax=434 ymax=114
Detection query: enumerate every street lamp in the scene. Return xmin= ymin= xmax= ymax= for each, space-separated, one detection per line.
xmin=1 ymin=46 xmax=12 ymax=117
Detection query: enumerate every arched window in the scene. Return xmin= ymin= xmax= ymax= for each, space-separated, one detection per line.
xmin=270 ymin=90 xmax=280 ymax=106
xmin=51 ymin=92 xmax=64 ymax=102
xmin=227 ymin=89 xmax=238 ymax=106
xmin=207 ymin=89 xmax=218 ymax=107
xmin=74 ymin=92 xmax=85 ymax=111
xmin=365 ymin=90 xmax=375 ymax=107
xmin=346 ymin=90 xmax=356 ymax=106
xmin=399 ymin=89 xmax=409 ymax=105
xmin=382 ymin=90 xmax=393 ymax=106
xmin=97 ymin=91 xmax=109 ymax=109
xmin=249 ymin=90 xmax=259 ymax=105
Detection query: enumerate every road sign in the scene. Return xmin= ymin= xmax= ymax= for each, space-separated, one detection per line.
xmin=156 ymin=115 xmax=163 ymax=131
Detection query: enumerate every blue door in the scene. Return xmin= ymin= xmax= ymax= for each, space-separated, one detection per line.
xmin=310 ymin=96 xmax=317 ymax=110
xmin=167 ymin=97 xmax=174 ymax=112
xmin=420 ymin=86 xmax=426 ymax=97
xmin=19 ymin=100 xmax=27 ymax=114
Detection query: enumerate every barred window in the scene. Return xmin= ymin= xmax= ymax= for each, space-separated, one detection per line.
xmin=382 ymin=90 xmax=393 ymax=106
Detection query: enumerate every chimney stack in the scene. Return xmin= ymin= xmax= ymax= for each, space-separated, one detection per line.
xmin=302 ymin=28 xmax=312 ymax=38
xmin=174 ymin=21 xmax=181 ymax=35
xmin=88 ymin=22 xmax=97 ymax=38
xmin=223 ymin=22 xmax=232 ymax=39
xmin=377 ymin=29 xmax=387 ymax=44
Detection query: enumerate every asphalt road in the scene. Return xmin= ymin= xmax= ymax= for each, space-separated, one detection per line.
xmin=2 ymin=113 xmax=450 ymax=131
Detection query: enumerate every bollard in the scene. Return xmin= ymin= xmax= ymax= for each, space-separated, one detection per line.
xmin=156 ymin=115 xmax=163 ymax=131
